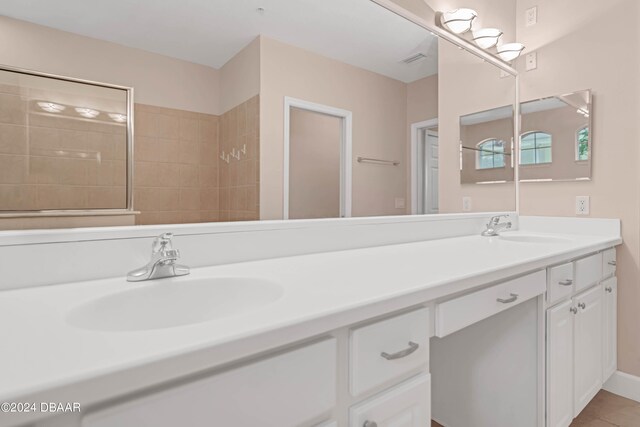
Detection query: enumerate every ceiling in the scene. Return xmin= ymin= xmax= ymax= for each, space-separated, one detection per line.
xmin=0 ymin=0 xmax=438 ymax=83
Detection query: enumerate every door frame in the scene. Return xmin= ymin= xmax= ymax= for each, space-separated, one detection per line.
xmin=410 ymin=118 xmax=439 ymax=214
xmin=283 ymin=96 xmax=353 ymax=219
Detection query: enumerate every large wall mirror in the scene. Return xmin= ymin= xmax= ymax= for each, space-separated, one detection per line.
xmin=0 ymin=0 xmax=518 ymax=229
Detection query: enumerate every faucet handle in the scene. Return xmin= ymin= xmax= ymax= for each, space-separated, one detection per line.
xmin=151 ymin=232 xmax=174 ymax=254
xmin=489 ymin=214 xmax=509 ymax=224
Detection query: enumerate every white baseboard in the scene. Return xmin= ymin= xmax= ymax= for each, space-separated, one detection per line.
xmin=603 ymin=370 xmax=640 ymax=403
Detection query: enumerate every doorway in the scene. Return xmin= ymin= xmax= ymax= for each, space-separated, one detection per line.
xmin=283 ymin=97 xmax=352 ymax=220
xmin=411 ymin=119 xmax=439 ymax=214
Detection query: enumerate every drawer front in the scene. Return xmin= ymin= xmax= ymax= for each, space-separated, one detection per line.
xmin=83 ymin=339 xmax=337 ymax=427
xmin=602 ymin=248 xmax=617 ymax=278
xmin=548 ymin=262 xmax=574 ymax=305
xmin=350 ymin=307 xmax=429 ymax=397
xmin=349 ymin=373 xmax=430 ymax=427
xmin=575 ymin=253 xmax=603 ymax=291
xmin=436 ymin=270 xmax=546 ymax=338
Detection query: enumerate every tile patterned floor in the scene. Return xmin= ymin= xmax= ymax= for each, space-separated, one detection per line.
xmin=431 ymin=390 xmax=640 ymax=426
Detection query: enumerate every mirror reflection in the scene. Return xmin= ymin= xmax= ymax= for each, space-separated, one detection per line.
xmin=520 ymin=90 xmax=591 ymax=182
xmin=0 ymin=0 xmax=519 ymax=229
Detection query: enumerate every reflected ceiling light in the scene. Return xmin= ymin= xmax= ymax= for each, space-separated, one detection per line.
xmin=576 ymin=108 xmax=589 ymax=118
xmin=441 ymin=8 xmax=477 ymax=34
xmin=75 ymin=107 xmax=100 ymax=118
xmin=472 ymin=28 xmax=503 ymax=49
xmin=108 ymin=113 xmax=127 ymax=123
xmin=37 ymin=102 xmax=65 ymax=113
xmin=496 ymin=43 xmax=525 ymax=62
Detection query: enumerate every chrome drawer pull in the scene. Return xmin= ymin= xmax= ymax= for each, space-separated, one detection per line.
xmin=605 ymin=286 xmax=613 ymax=293
xmin=578 ymin=302 xmax=586 ymax=309
xmin=497 ymin=293 xmax=518 ymax=304
xmin=363 ymin=421 xmax=378 ymax=427
xmin=380 ymin=341 xmax=419 ymax=360
xmin=558 ymin=279 xmax=573 ymax=286
xmin=608 ymin=261 xmax=617 ymax=266
xmin=570 ymin=307 xmax=578 ymax=314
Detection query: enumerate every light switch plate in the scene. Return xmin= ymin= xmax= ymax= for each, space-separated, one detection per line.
xmin=526 ymin=6 xmax=538 ymax=27
xmin=526 ymin=52 xmax=537 ymax=71
xmin=576 ymin=196 xmax=590 ymax=215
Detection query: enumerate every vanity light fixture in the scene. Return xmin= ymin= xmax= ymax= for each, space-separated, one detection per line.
xmin=108 ymin=113 xmax=127 ymax=123
xmin=576 ymin=108 xmax=590 ymax=118
xmin=472 ymin=28 xmax=503 ymax=49
xmin=37 ymin=101 xmax=66 ymax=113
xmin=75 ymin=107 xmax=100 ymax=119
xmin=496 ymin=43 xmax=526 ymax=62
xmin=440 ymin=8 xmax=477 ymax=34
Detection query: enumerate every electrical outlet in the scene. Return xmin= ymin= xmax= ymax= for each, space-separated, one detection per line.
xmin=576 ymin=196 xmax=590 ymax=215
xmin=526 ymin=6 xmax=538 ymax=27
xmin=395 ymin=197 xmax=405 ymax=209
xmin=462 ymin=196 xmax=472 ymax=212
xmin=526 ymin=52 xmax=537 ymax=71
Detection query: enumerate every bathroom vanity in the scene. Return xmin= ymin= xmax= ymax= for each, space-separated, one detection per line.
xmin=0 ymin=214 xmax=620 ymax=427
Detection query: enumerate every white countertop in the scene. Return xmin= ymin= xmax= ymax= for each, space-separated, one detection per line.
xmin=0 ymin=229 xmax=620 ymax=425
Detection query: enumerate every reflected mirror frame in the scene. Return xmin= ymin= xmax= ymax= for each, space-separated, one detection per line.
xmin=0 ymin=64 xmax=134 ymax=217
xmin=518 ymin=89 xmax=592 ymax=183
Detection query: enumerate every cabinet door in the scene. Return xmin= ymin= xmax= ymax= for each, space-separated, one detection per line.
xmin=547 ymin=299 xmax=575 ymax=427
xmin=574 ymin=285 xmax=604 ymax=417
xmin=602 ymin=277 xmax=617 ymax=381
xmin=350 ymin=374 xmax=430 ymax=427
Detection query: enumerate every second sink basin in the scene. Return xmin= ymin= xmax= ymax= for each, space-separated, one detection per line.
xmin=67 ymin=277 xmax=284 ymax=332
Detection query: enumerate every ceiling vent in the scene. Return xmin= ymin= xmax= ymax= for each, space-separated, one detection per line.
xmin=401 ymin=53 xmax=427 ymax=64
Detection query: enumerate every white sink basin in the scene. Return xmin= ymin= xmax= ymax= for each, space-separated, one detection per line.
xmin=498 ymin=234 xmax=570 ymax=244
xmin=67 ymin=277 xmax=284 ymax=332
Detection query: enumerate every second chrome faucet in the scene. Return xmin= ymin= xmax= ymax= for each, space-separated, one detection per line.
xmin=127 ymin=233 xmax=190 ymax=282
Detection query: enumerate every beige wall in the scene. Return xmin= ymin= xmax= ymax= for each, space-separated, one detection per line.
xmin=520 ymin=107 xmax=590 ymax=181
xmin=516 ymin=0 xmax=640 ymax=376
xmin=0 ymin=16 xmax=220 ymax=115
xmin=220 ymin=38 xmax=260 ymax=114
xmin=289 ymin=108 xmax=342 ymax=219
xmin=259 ymin=36 xmax=409 ymax=220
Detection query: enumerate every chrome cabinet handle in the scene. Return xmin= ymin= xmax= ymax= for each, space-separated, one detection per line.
xmin=363 ymin=421 xmax=378 ymax=427
xmin=570 ymin=307 xmax=578 ymax=314
xmin=558 ymin=279 xmax=573 ymax=286
xmin=608 ymin=261 xmax=617 ymax=266
xmin=497 ymin=293 xmax=518 ymax=304
xmin=605 ymin=286 xmax=613 ymax=293
xmin=380 ymin=341 xmax=419 ymax=360
xmin=578 ymin=302 xmax=586 ymax=309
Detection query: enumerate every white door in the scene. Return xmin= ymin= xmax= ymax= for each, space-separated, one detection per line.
xmin=574 ymin=285 xmax=604 ymax=417
xmin=349 ymin=374 xmax=430 ymax=427
xmin=425 ymin=130 xmax=439 ymax=214
xmin=547 ymin=299 xmax=575 ymax=427
xmin=602 ymin=277 xmax=617 ymax=381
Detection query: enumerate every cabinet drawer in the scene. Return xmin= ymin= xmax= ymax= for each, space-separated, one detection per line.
xmin=349 ymin=373 xmax=430 ymax=427
xmin=82 ymin=339 xmax=337 ymax=427
xmin=548 ymin=262 xmax=574 ymax=305
xmin=350 ymin=307 xmax=429 ymax=397
xmin=602 ymin=248 xmax=617 ymax=278
xmin=575 ymin=253 xmax=603 ymax=291
xmin=436 ymin=270 xmax=546 ymax=337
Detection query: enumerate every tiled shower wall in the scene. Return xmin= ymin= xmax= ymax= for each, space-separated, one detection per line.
xmin=218 ymin=95 xmax=260 ymax=221
xmin=133 ymin=95 xmax=259 ymax=225
xmin=133 ymin=104 xmax=219 ymax=225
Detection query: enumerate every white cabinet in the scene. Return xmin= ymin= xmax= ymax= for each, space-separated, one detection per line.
xmin=602 ymin=276 xmax=617 ymax=381
xmin=573 ymin=285 xmax=603 ymax=416
xmin=546 ymin=300 xmax=575 ymax=427
xmin=82 ymin=339 xmax=337 ymax=427
xmin=349 ymin=374 xmax=430 ymax=427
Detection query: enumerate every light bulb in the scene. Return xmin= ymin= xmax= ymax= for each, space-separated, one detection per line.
xmin=441 ymin=8 xmax=477 ymax=34
xmin=472 ymin=28 xmax=503 ymax=49
xmin=497 ymin=43 xmax=525 ymax=62
xmin=37 ymin=102 xmax=66 ymax=113
xmin=75 ymin=107 xmax=100 ymax=118
xmin=108 ymin=113 xmax=127 ymax=123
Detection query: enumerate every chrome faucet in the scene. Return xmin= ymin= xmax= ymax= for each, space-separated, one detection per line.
xmin=481 ymin=215 xmax=512 ymax=237
xmin=127 ymin=233 xmax=190 ymax=282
